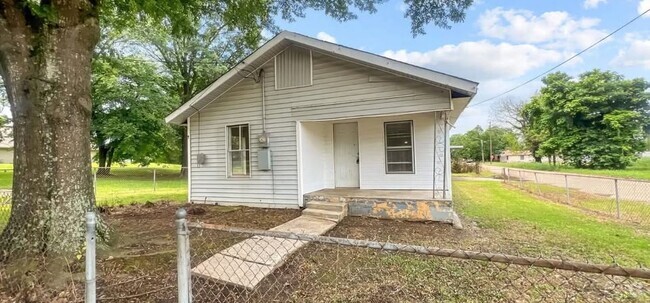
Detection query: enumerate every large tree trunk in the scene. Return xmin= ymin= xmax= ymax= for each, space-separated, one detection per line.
xmin=106 ymin=146 xmax=114 ymax=168
xmin=97 ymin=144 xmax=112 ymax=175
xmin=180 ymin=128 xmax=188 ymax=176
xmin=98 ymin=144 xmax=108 ymax=167
xmin=0 ymin=0 xmax=99 ymax=262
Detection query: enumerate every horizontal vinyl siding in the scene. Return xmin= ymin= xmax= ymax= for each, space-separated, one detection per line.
xmin=189 ymin=46 xmax=451 ymax=207
xmin=359 ymin=113 xmax=436 ymax=190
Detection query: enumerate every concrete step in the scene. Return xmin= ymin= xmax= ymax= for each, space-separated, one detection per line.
xmin=302 ymin=208 xmax=344 ymax=222
xmin=305 ymin=201 xmax=347 ymax=212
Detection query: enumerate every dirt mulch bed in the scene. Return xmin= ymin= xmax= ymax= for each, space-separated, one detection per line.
xmin=3 ymin=203 xmax=647 ymax=302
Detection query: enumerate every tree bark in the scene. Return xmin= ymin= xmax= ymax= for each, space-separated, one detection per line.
xmin=106 ymin=146 xmax=114 ymax=168
xmin=0 ymin=0 xmax=99 ymax=261
xmin=97 ymin=144 xmax=112 ymax=174
xmin=98 ymin=144 xmax=108 ymax=168
xmin=180 ymin=127 xmax=188 ymax=176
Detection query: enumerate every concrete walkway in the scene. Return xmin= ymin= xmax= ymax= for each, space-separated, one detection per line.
xmin=192 ymin=215 xmax=338 ymax=289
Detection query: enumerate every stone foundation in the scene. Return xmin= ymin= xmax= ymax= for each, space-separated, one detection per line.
xmin=304 ymin=191 xmax=457 ymax=224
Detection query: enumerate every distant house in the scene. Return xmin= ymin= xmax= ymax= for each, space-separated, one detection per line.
xmin=165 ymin=31 xmax=478 ymax=224
xmin=0 ymin=126 xmax=97 ymax=164
xmin=499 ymin=150 xmax=536 ymax=163
xmin=0 ymin=127 xmax=12 ymax=164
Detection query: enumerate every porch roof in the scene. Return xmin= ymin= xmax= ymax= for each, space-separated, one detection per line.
xmin=165 ymin=31 xmax=479 ymax=125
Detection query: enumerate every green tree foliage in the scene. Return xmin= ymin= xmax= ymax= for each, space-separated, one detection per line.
xmin=122 ymin=14 xmax=259 ymax=166
xmin=523 ymin=70 xmax=650 ymax=169
xmin=92 ymin=52 xmax=180 ymax=167
xmin=451 ymin=126 xmax=521 ymax=162
xmin=0 ymin=0 xmax=474 ymax=272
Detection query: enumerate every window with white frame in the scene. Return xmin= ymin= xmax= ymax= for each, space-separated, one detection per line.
xmin=385 ymin=121 xmax=414 ymax=174
xmin=227 ymin=124 xmax=250 ymax=176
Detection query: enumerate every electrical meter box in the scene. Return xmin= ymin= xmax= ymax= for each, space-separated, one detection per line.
xmin=258 ymin=148 xmax=272 ymax=171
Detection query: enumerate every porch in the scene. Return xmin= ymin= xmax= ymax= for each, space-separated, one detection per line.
xmin=303 ymin=188 xmax=461 ymax=227
xmin=297 ymin=111 xmax=453 ymax=201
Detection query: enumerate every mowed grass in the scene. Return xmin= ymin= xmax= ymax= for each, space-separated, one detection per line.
xmin=515 ymin=181 xmax=650 ymax=225
xmin=0 ymin=163 xmax=187 ymax=206
xmin=95 ymin=166 xmax=187 ymax=206
xmin=491 ymin=157 xmax=650 ymax=180
xmin=453 ymin=180 xmax=650 ymax=266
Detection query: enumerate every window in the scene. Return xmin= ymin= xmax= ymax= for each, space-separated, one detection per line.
xmin=228 ymin=124 xmax=250 ymax=176
xmin=275 ymin=47 xmax=312 ymax=89
xmin=519 ymin=155 xmax=525 ymax=160
xmin=385 ymin=121 xmax=414 ymax=174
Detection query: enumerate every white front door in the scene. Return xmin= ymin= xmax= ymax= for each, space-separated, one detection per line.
xmin=333 ymin=122 xmax=359 ymax=188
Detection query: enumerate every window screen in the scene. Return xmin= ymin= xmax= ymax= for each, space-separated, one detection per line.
xmin=228 ymin=124 xmax=250 ymax=176
xmin=385 ymin=121 xmax=414 ymax=173
xmin=275 ymin=47 xmax=312 ymax=89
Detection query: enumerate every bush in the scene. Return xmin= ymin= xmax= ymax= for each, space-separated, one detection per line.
xmin=452 ymin=160 xmax=480 ymax=174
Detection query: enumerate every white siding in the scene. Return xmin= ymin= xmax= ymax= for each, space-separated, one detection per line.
xmin=0 ymin=149 xmax=12 ymax=164
xmin=300 ymin=122 xmax=334 ymax=194
xmin=189 ymin=47 xmax=451 ymax=207
xmin=358 ymin=113 xmax=437 ymax=190
xmin=275 ymin=47 xmax=312 ymax=89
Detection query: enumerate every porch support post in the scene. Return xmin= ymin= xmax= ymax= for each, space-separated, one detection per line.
xmin=442 ymin=112 xmax=448 ymax=200
xmin=432 ymin=112 xmax=437 ymax=199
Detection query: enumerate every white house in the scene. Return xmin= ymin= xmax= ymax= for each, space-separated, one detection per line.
xmin=499 ymin=150 xmax=536 ymax=163
xmin=165 ymin=31 xmax=478 ymax=224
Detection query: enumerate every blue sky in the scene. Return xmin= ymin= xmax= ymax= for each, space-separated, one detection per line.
xmin=274 ymin=0 xmax=650 ymax=134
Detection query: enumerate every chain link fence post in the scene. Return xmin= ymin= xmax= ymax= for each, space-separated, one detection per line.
xmin=176 ymin=208 xmax=191 ymax=303
xmin=534 ymin=172 xmax=541 ymax=195
xmin=564 ymin=174 xmax=570 ymax=204
xmin=153 ymin=169 xmax=157 ymax=192
xmin=85 ymin=211 xmax=96 ymax=303
xmin=614 ymin=178 xmax=621 ymax=219
xmin=518 ymin=170 xmax=523 ymax=188
xmin=93 ymin=168 xmax=97 ymax=196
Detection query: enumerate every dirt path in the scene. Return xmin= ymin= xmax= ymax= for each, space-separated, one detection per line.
xmin=484 ymin=165 xmax=650 ymax=203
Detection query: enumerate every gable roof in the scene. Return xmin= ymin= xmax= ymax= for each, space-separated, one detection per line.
xmin=165 ymin=31 xmax=479 ymax=125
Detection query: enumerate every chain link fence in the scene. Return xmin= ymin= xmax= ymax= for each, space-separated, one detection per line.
xmin=93 ymin=166 xmax=187 ymax=206
xmin=0 ymin=168 xmax=11 ymax=235
xmin=177 ymin=212 xmax=650 ymax=303
xmin=486 ymin=166 xmax=650 ymax=226
xmin=0 ymin=166 xmax=186 ymax=236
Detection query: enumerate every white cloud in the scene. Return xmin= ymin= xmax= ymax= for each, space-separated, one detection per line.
xmin=611 ymin=36 xmax=650 ymax=69
xmin=639 ymin=0 xmax=650 ymax=15
xmin=477 ymin=8 xmax=608 ymax=50
xmin=584 ymin=0 xmax=607 ymax=9
xmin=316 ymin=32 xmax=337 ymax=43
xmin=382 ymin=40 xmax=565 ymax=81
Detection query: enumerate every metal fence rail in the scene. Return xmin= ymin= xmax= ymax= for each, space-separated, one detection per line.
xmin=179 ymin=210 xmax=650 ymax=303
xmin=483 ymin=165 xmax=650 ymax=226
xmin=0 ymin=166 xmax=186 ymax=237
xmin=518 ymin=167 xmax=644 ymax=224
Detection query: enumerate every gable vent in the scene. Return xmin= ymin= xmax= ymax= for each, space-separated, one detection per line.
xmin=275 ymin=47 xmax=312 ymax=89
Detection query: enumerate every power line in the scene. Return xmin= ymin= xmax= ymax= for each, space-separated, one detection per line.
xmin=469 ymin=8 xmax=650 ymax=108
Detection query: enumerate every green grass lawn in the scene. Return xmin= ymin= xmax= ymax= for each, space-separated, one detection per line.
xmin=0 ymin=165 xmax=187 ymax=229
xmin=490 ymin=157 xmax=650 ymax=180
xmin=0 ymin=163 xmax=187 ymax=210
xmin=454 ymin=180 xmax=650 ymax=266
xmin=513 ymin=180 xmax=650 ymax=225
xmin=95 ymin=166 xmax=187 ymax=206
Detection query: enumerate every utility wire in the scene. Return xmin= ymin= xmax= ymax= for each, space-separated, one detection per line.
xmin=469 ymin=8 xmax=650 ymax=108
